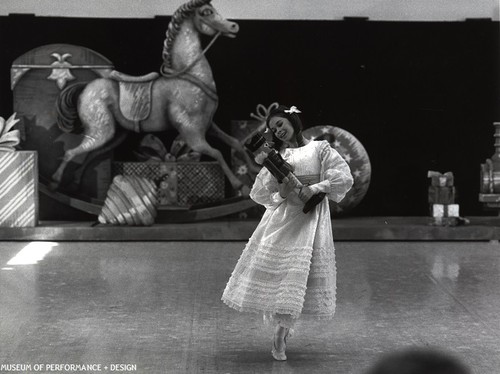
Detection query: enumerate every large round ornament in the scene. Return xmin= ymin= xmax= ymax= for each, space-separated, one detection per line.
xmin=303 ymin=125 xmax=371 ymax=215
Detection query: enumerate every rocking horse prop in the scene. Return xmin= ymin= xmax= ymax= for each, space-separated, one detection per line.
xmin=50 ymin=0 xmax=257 ymax=195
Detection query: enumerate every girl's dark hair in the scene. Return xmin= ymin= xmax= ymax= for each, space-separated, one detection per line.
xmin=265 ymin=105 xmax=305 ymax=150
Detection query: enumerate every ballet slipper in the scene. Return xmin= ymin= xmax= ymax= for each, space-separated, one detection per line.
xmin=271 ymin=340 xmax=287 ymax=361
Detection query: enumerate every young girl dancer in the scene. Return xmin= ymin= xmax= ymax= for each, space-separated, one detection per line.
xmin=222 ymin=105 xmax=353 ymax=361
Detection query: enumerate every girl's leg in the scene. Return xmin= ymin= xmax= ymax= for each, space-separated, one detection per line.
xmin=274 ymin=325 xmax=289 ymax=351
xmin=273 ymin=313 xmax=294 ymax=351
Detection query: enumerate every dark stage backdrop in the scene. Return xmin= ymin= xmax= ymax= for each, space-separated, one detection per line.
xmin=0 ymin=15 xmax=499 ymax=217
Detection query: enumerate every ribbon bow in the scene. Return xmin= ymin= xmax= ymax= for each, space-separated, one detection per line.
xmin=250 ymin=102 xmax=279 ymax=122
xmin=427 ymin=171 xmax=453 ymax=179
xmin=427 ymin=170 xmax=454 ymax=187
xmin=284 ymin=106 xmax=301 ymax=114
xmin=0 ymin=113 xmax=20 ymax=152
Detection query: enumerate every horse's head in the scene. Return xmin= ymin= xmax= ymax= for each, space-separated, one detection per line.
xmin=162 ymin=0 xmax=239 ymax=70
xmin=193 ymin=3 xmax=239 ymax=38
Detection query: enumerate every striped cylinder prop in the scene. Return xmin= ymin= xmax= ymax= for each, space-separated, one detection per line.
xmin=0 ymin=151 xmax=38 ymax=227
xmin=98 ymin=175 xmax=159 ymax=226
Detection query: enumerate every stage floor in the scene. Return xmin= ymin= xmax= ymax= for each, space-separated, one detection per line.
xmin=1 ymin=216 xmax=500 ymax=241
xmin=0 ymin=241 xmax=499 ymax=373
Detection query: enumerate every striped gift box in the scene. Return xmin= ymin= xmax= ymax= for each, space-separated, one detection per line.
xmin=0 ymin=151 xmax=38 ymax=227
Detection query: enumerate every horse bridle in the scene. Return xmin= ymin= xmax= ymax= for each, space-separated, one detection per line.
xmin=160 ymin=31 xmax=221 ymax=102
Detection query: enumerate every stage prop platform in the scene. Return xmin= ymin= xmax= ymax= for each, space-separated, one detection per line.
xmin=0 ymin=216 xmax=499 ymax=241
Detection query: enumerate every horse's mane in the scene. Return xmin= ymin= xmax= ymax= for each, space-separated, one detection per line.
xmin=162 ymin=0 xmax=212 ymax=69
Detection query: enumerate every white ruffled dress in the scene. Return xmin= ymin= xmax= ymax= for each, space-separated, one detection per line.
xmin=222 ymin=140 xmax=353 ymax=324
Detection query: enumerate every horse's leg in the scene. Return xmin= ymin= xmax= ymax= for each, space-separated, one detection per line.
xmin=50 ymin=134 xmax=110 ymax=190
xmin=183 ymin=133 xmax=247 ymax=195
xmin=72 ymin=130 xmax=128 ymax=187
xmin=50 ymin=104 xmax=116 ymax=190
xmin=208 ymin=121 xmax=261 ymax=174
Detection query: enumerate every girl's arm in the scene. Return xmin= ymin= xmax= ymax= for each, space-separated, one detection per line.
xmin=249 ymin=167 xmax=286 ymax=209
xmin=308 ymin=141 xmax=354 ymax=203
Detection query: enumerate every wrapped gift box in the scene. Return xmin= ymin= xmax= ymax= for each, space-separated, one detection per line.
xmin=0 ymin=151 xmax=38 ymax=227
xmin=446 ymin=204 xmax=460 ymax=217
xmin=431 ymin=204 xmax=445 ymax=217
xmin=428 ymin=186 xmax=456 ymax=204
xmin=230 ymin=119 xmax=264 ymax=187
xmin=431 ymin=204 xmax=459 ymax=218
xmin=428 ymin=171 xmax=454 ymax=187
xmin=113 ymin=161 xmax=224 ymax=206
xmin=430 ymin=204 xmax=461 ymax=226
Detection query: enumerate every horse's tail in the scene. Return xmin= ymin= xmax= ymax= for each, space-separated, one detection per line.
xmin=55 ymin=82 xmax=87 ymax=133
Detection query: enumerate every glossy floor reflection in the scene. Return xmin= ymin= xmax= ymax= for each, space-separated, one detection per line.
xmin=0 ymin=241 xmax=499 ymax=373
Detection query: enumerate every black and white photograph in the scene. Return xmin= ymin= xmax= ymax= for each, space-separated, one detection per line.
xmin=0 ymin=0 xmax=499 ymax=373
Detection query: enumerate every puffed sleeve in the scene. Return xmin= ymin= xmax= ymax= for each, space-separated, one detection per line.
xmin=249 ymin=166 xmax=285 ymax=209
xmin=308 ymin=141 xmax=354 ymax=203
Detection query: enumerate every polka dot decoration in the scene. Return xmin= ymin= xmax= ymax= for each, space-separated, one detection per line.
xmin=303 ymin=125 xmax=371 ymax=215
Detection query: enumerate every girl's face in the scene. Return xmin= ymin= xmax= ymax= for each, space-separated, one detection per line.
xmin=268 ymin=116 xmax=295 ymax=143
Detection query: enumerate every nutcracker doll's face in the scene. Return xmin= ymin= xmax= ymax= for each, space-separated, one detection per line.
xmin=268 ymin=116 xmax=295 ymax=143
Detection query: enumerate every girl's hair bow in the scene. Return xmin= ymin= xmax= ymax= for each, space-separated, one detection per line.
xmin=284 ymin=106 xmax=301 ymax=114
xmin=250 ymin=102 xmax=279 ymax=122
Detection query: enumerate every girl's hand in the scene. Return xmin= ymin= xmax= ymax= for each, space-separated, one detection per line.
xmin=298 ymin=186 xmax=314 ymax=201
xmin=278 ymin=177 xmax=295 ymax=198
